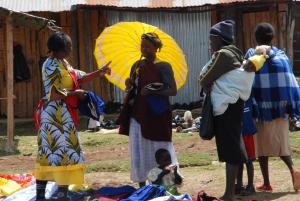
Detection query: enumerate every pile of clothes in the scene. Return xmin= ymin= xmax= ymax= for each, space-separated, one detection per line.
xmin=65 ymin=184 xmax=215 ymax=201
xmin=0 ymin=173 xmax=220 ymax=201
xmin=0 ymin=173 xmax=59 ymax=201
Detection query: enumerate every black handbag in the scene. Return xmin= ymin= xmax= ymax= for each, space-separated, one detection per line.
xmin=199 ymin=93 xmax=215 ymax=140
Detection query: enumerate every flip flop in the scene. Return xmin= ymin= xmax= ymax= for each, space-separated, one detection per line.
xmin=256 ymin=185 xmax=273 ymax=192
xmin=293 ymin=170 xmax=300 ymax=191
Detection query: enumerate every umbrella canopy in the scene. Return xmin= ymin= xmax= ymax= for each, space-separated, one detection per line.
xmin=94 ymin=21 xmax=188 ymax=90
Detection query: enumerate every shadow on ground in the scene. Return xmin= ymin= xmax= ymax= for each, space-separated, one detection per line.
xmin=237 ymin=191 xmax=298 ymax=201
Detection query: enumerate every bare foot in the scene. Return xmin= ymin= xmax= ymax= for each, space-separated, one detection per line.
xmin=292 ymin=170 xmax=300 ymax=191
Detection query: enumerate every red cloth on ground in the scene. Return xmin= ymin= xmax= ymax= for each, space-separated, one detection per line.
xmin=0 ymin=173 xmax=35 ymax=188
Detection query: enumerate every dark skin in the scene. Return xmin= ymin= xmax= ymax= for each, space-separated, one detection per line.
xmin=152 ymin=153 xmax=183 ymax=186
xmin=208 ymin=34 xmax=238 ymax=201
xmin=202 ymin=35 xmax=227 ymax=93
xmin=50 ymin=38 xmax=111 ymax=101
xmin=125 ymin=39 xmax=177 ymax=97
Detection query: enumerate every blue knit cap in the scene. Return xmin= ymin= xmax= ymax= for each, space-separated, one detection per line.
xmin=210 ymin=20 xmax=235 ymax=44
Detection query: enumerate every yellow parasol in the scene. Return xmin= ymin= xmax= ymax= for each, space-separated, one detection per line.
xmin=94 ymin=21 xmax=188 ymax=90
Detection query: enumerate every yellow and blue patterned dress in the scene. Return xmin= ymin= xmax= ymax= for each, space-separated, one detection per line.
xmin=35 ymin=58 xmax=86 ymax=185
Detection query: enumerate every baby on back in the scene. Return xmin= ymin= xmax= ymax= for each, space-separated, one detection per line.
xmin=203 ymin=45 xmax=270 ymax=116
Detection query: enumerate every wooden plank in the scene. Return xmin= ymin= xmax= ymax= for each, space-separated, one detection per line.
xmin=89 ymin=10 xmax=100 ymax=95
xmin=83 ymin=9 xmax=92 ymax=74
xmin=16 ymin=27 xmax=28 ymax=117
xmin=66 ymin=12 xmax=72 ymax=28
xmin=278 ymin=2 xmax=288 ymax=12
xmin=242 ymin=13 xmax=251 ymax=50
xmin=98 ymin=10 xmax=113 ymax=102
xmin=34 ymin=30 xmax=43 ymax=102
xmin=210 ymin=6 xmax=217 ymax=26
xmin=278 ymin=11 xmax=286 ymax=50
xmin=77 ymin=9 xmax=86 ymax=72
xmin=287 ymin=18 xmax=295 ymax=63
xmin=23 ymin=28 xmax=30 ymax=117
xmin=0 ymin=27 xmax=5 ymax=116
xmin=5 ymin=15 xmax=15 ymax=152
xmin=18 ymin=28 xmax=28 ymax=118
xmin=71 ymin=10 xmax=79 ymax=68
xmin=26 ymin=29 xmax=35 ymax=117
xmin=60 ymin=12 xmax=67 ymax=27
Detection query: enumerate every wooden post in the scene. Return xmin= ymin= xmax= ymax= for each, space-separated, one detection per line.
xmin=5 ymin=14 xmax=15 ymax=152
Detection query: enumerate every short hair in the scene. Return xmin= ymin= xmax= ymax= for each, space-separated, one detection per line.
xmin=141 ymin=32 xmax=163 ymax=50
xmin=155 ymin=148 xmax=170 ymax=163
xmin=254 ymin=23 xmax=274 ymax=45
xmin=47 ymin=32 xmax=71 ymax=53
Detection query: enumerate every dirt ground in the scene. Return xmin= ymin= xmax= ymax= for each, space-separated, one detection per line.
xmin=0 ymin=137 xmax=216 ymax=172
xmin=84 ymin=164 xmax=300 ymax=201
xmin=1 ymin=135 xmax=300 ymax=201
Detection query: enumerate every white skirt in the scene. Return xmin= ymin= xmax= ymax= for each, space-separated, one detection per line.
xmin=129 ymin=118 xmax=178 ymax=182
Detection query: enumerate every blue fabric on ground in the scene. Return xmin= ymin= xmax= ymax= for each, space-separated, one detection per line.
xmin=120 ymin=185 xmax=165 ymax=201
xmin=95 ymin=185 xmax=136 ymax=197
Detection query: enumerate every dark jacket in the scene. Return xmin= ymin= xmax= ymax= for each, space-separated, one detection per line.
xmin=199 ymin=45 xmax=244 ymax=89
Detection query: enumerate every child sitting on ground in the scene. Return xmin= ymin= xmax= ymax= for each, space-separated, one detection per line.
xmin=147 ymin=149 xmax=183 ymax=195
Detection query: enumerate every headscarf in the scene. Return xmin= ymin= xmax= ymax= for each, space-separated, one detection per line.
xmin=141 ymin=32 xmax=163 ymax=51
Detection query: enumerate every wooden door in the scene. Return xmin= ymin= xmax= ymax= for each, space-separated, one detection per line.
xmin=242 ymin=11 xmax=278 ymax=51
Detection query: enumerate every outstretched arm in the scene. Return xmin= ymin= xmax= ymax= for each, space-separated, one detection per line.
xmin=78 ymin=61 xmax=111 ymax=84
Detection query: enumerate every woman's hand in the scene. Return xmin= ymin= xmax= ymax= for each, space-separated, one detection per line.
xmin=243 ymin=61 xmax=256 ymax=72
xmin=75 ymin=89 xmax=87 ymax=101
xmin=125 ymin=78 xmax=133 ymax=92
xmin=203 ymin=84 xmax=213 ymax=94
xmin=98 ymin=61 xmax=112 ymax=77
xmin=50 ymin=87 xmax=66 ymax=100
xmin=165 ymin=164 xmax=177 ymax=171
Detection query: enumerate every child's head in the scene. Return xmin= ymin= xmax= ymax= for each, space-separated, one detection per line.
xmin=155 ymin=149 xmax=172 ymax=167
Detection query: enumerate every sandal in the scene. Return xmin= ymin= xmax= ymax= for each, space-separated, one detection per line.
xmin=240 ymin=185 xmax=256 ymax=196
xmin=256 ymin=185 xmax=273 ymax=192
xmin=292 ymin=170 xmax=300 ymax=191
xmin=235 ymin=184 xmax=245 ymax=195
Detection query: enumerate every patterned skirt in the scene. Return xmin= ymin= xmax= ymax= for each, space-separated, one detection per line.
xmin=35 ymin=100 xmax=85 ymax=185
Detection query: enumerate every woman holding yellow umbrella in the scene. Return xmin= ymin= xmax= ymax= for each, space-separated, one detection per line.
xmin=95 ymin=22 xmax=188 ymax=187
xmin=122 ymin=32 xmax=178 ymax=187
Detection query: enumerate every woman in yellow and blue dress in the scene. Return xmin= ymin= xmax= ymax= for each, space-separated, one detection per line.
xmin=35 ymin=32 xmax=110 ymax=200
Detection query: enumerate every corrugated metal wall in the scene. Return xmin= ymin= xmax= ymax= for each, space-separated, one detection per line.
xmin=104 ymin=8 xmax=211 ymax=104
